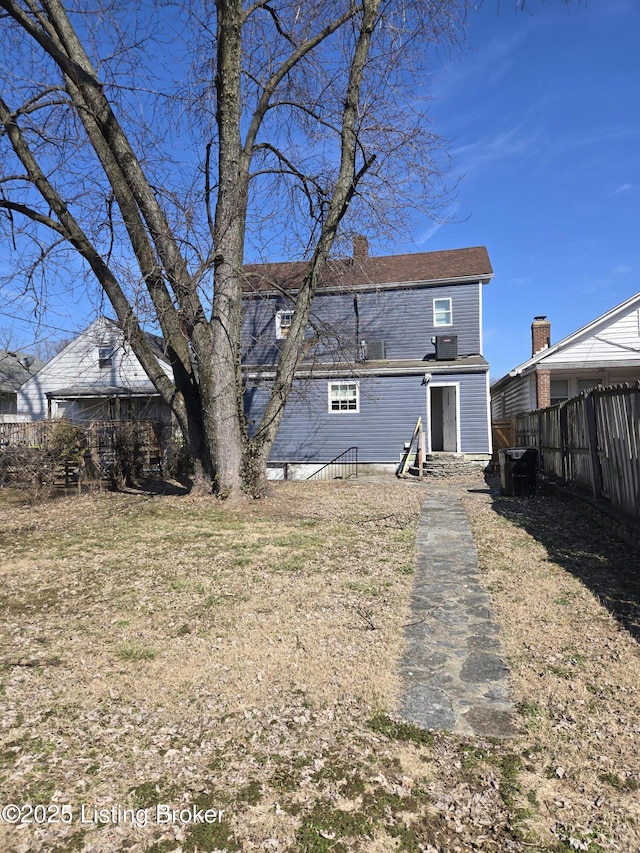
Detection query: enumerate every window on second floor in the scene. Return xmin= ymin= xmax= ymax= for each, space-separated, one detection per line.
xmin=433 ymin=297 xmax=452 ymax=327
xmin=98 ymin=344 xmax=114 ymax=368
xmin=328 ymin=381 xmax=359 ymax=413
xmin=275 ymin=309 xmax=294 ymax=340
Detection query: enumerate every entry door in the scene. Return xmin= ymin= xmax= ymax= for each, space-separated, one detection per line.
xmin=429 ymin=384 xmax=459 ymax=452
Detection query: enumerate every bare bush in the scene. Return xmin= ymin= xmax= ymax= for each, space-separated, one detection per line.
xmin=0 ymin=446 xmax=56 ymax=498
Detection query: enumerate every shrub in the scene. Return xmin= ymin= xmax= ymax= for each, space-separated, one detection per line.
xmin=0 ymin=446 xmax=56 ymax=498
xmin=110 ymin=422 xmax=145 ymax=488
xmin=48 ymin=419 xmax=85 ymax=464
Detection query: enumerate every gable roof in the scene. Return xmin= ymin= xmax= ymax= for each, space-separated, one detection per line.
xmin=28 ymin=317 xmax=170 ymax=379
xmin=18 ymin=316 xmax=172 ymax=402
xmin=0 ymin=350 xmax=42 ymax=393
xmin=493 ymin=290 xmax=640 ymax=388
xmin=94 ymin=317 xmax=169 ymax=363
xmin=243 ymin=246 xmax=493 ymax=294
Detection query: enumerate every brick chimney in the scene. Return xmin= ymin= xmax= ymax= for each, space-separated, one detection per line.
xmin=531 ymin=315 xmax=551 ymax=356
xmin=352 ymin=235 xmax=368 ymax=264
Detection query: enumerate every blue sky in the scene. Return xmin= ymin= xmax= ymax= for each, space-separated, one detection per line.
xmin=406 ymin=0 xmax=640 ymax=380
xmin=2 ymin=0 xmax=639 ymax=382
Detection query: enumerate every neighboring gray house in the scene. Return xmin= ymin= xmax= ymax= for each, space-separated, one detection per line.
xmin=17 ymin=316 xmax=172 ymax=423
xmin=491 ymin=293 xmax=640 ymax=419
xmin=242 ymin=241 xmax=494 ymax=476
xmin=0 ymin=350 xmax=42 ymax=422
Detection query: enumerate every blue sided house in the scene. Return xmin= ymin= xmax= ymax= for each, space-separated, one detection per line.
xmin=242 ymin=240 xmax=494 ymax=478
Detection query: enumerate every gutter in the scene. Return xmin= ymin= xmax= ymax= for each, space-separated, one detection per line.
xmin=244 ymin=362 xmax=489 ymax=381
xmin=243 ymin=275 xmax=493 ymax=299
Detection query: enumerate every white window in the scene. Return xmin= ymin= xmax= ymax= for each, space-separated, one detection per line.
xmin=577 ymin=378 xmax=599 ymax=395
xmin=328 ymin=381 xmax=359 ymax=413
xmin=550 ymin=379 xmax=569 ymax=406
xmin=98 ymin=344 xmax=114 ymax=368
xmin=433 ymin=297 xmax=452 ymax=327
xmin=275 ymin=309 xmax=294 ymax=340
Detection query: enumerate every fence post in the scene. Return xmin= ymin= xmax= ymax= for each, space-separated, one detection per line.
xmin=559 ymin=403 xmax=568 ymax=482
xmin=418 ymin=425 xmax=425 ymax=480
xmin=536 ymin=410 xmax=543 ymax=473
xmin=584 ymin=391 xmax=603 ymax=500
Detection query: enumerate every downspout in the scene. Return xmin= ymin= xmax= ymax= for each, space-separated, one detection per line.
xmin=353 ymin=295 xmax=360 ymax=359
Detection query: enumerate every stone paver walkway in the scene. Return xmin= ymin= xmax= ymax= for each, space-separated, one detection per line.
xmin=400 ymin=488 xmax=518 ymax=737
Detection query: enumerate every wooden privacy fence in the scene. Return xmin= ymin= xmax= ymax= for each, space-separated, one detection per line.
xmin=515 ymin=383 xmax=640 ymax=519
xmin=491 ymin=418 xmax=516 ymax=467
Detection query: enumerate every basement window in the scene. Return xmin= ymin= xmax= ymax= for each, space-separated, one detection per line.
xmin=328 ymin=381 xmax=359 ymax=413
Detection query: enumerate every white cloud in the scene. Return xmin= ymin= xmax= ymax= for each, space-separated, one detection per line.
xmin=450 ymin=121 xmax=540 ymax=175
xmin=416 ymin=221 xmax=443 ymax=244
xmin=613 ymin=183 xmax=633 ymax=194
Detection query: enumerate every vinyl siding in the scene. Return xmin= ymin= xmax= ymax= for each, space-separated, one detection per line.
xmin=491 ymin=375 xmax=533 ymax=419
xmin=245 ymin=370 xmax=490 ymax=462
xmin=543 ymin=308 xmax=640 ymax=365
xmin=456 ymin=374 xmax=492 ymax=453
xmin=241 ymin=281 xmax=482 ymax=365
xmin=17 ymin=317 xmax=172 ymax=420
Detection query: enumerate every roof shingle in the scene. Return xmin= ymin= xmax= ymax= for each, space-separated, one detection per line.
xmin=243 ymin=245 xmax=493 ymax=293
xmin=0 ymin=351 xmax=42 ymax=393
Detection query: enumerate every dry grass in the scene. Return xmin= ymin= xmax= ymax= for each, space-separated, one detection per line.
xmin=462 ymin=480 xmax=640 ymax=852
xmin=0 ymin=476 xmax=638 ymax=852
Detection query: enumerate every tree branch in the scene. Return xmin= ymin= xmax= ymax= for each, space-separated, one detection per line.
xmin=0 ymin=91 xmax=188 ymax=431
xmin=252 ymin=141 xmax=328 ymax=219
xmin=251 ymin=0 xmax=380 ymax=454
xmin=242 ymin=5 xmax=362 ymax=164
xmin=0 ymin=199 xmax=66 ymax=234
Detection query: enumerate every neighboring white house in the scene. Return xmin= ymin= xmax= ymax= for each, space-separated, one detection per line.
xmin=491 ymin=293 xmax=640 ymax=418
xmin=0 ymin=350 xmax=43 ymax=423
xmin=17 ymin=316 xmax=172 ymax=423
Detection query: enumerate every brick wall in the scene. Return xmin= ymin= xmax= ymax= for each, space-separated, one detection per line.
xmin=536 ymin=369 xmax=551 ymax=409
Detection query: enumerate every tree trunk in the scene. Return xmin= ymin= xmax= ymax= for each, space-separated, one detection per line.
xmin=209 ymin=0 xmax=248 ymax=498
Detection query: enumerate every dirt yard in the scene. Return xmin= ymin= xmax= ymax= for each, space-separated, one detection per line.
xmin=0 ymin=476 xmax=638 ymax=852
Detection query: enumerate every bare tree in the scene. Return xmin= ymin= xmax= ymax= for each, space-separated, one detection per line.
xmin=0 ymin=0 xmax=468 ymax=497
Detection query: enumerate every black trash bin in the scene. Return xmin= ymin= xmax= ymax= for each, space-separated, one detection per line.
xmin=498 ymin=447 xmax=538 ymax=497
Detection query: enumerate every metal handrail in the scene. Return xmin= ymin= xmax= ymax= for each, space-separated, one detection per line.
xmin=306 ymin=446 xmax=358 ymax=480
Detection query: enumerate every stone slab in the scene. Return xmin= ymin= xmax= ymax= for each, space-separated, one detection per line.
xmin=399 ymin=487 xmax=518 ymax=737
